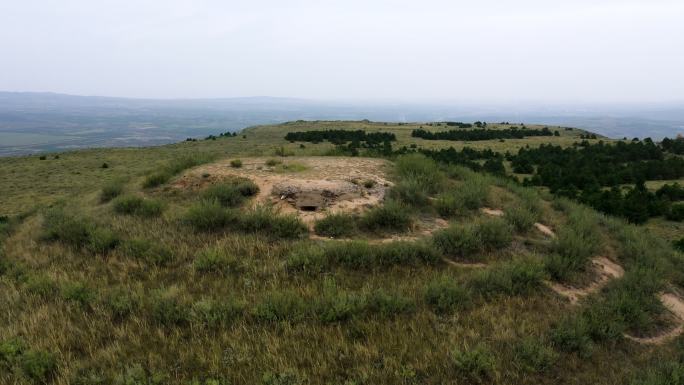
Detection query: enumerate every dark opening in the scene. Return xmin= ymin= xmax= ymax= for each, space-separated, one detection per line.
xmin=300 ymin=205 xmax=318 ymax=212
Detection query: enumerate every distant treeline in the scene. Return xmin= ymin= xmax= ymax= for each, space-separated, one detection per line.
xmin=508 ymin=139 xmax=684 ymax=223
xmin=411 ymin=126 xmax=557 ymax=141
xmin=393 ymin=145 xmax=507 ymax=176
xmin=285 ymin=130 xmax=396 ymax=145
xmin=662 ymin=137 xmax=684 ymax=155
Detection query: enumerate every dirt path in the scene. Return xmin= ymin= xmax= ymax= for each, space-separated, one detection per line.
xmin=624 ymin=293 xmax=684 ymax=345
xmin=480 ymin=207 xmax=556 ymax=238
xmin=547 ymin=257 xmax=625 ymax=304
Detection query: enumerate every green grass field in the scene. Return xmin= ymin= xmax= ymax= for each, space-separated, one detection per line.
xmin=1 ymin=121 xmax=683 ymax=385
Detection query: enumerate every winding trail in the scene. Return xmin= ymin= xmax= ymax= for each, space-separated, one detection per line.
xmin=624 ymin=293 xmax=684 ymax=345
xmin=546 ymin=257 xmax=624 ymax=304
xmin=480 ymin=207 xmax=556 ymax=238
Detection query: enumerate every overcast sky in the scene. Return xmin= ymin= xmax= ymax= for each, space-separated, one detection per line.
xmin=1 ymin=0 xmax=683 ymax=103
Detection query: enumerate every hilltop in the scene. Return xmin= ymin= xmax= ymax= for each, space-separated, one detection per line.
xmin=1 ymin=121 xmax=684 ymax=384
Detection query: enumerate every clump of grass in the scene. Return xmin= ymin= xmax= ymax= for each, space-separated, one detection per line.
xmin=359 ymin=201 xmax=412 ymax=232
xmin=503 ymin=204 xmax=538 ymax=233
xmin=150 ymin=290 xmax=191 ymax=326
xmin=201 ymin=179 xmax=258 ymax=207
xmin=321 ymin=240 xmax=440 ymax=270
xmin=314 ymin=213 xmax=357 ymax=238
xmin=184 ymin=200 xmax=237 ymax=231
xmin=103 ymin=288 xmax=140 ymax=320
xmin=253 ymin=291 xmax=308 ymax=322
xmin=451 ymin=344 xmax=496 ymax=382
xmin=240 ymin=205 xmax=308 ymax=239
xmin=143 ymin=154 xmax=214 ymax=188
xmin=112 ymin=195 xmax=164 ymax=217
xmin=274 ymin=162 xmax=308 ymax=173
xmin=394 ymin=154 xmax=445 ymax=194
xmin=265 ymin=158 xmax=281 ymax=167
xmin=230 ymin=159 xmax=243 ymax=168
xmin=61 ymin=281 xmax=96 ymax=308
xmin=545 ymin=206 xmax=601 ymax=282
xmin=120 ymin=238 xmax=174 ymax=266
xmin=425 ymin=275 xmax=472 ymax=314
xmin=468 ymin=259 xmax=545 ymax=298
xmin=42 ymin=208 xmax=119 ymax=254
xmin=432 ymin=218 xmax=512 ymax=259
xmin=191 ymin=299 xmax=244 ymax=328
xmin=100 ymin=179 xmax=124 ymax=203
xmin=389 ymin=179 xmax=430 ymax=207
xmin=25 ymin=275 xmax=58 ymax=298
xmin=19 ymin=350 xmax=57 ymax=383
xmin=285 ymin=244 xmax=329 ymax=274
xmin=315 ymin=279 xmax=366 ymax=323
xmin=514 ymin=337 xmax=558 ymax=373
xmin=365 ymin=289 xmax=415 ymax=317
xmin=193 ymin=247 xmax=242 ymax=275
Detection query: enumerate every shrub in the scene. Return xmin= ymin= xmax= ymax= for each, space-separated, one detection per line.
xmin=451 ymin=344 xmax=496 ymax=382
xmin=468 ymin=259 xmax=544 ymax=298
xmin=504 ymin=204 xmax=538 ymax=233
xmin=262 ymin=371 xmax=305 ymax=385
xmin=286 ymin=245 xmax=328 ymax=274
xmin=253 ymin=291 xmax=308 ymax=322
xmin=61 ymin=282 xmax=96 ymax=307
xmin=374 ymin=241 xmax=441 ymax=267
xmin=432 ymin=224 xmax=480 ymax=258
xmin=234 ymin=180 xmax=259 ymax=197
xmin=314 ymin=213 xmax=357 ymax=238
xmin=514 ymin=338 xmax=557 ymax=373
xmin=265 ymin=159 xmax=281 ymax=167
xmin=193 ymin=247 xmax=241 ymax=274
xmin=0 ymin=338 xmax=24 ymax=367
xmin=101 ymin=162 xmax=109 ymax=169
xmin=394 ymin=154 xmax=445 ymax=194
xmin=545 ymin=208 xmax=601 ymax=281
xmin=675 ymin=238 xmax=684 ymax=253
xmin=315 ymin=280 xmax=366 ymax=323
xmin=476 ymin=218 xmax=513 ymax=249
xmin=191 ymin=299 xmax=244 ymax=328
xmin=20 ymin=350 xmax=57 ymax=383
xmin=389 ymin=179 xmax=430 ymax=207
xmin=87 ymin=227 xmax=120 ymax=254
xmin=434 ymin=192 xmax=463 ymax=218
xmin=365 ymin=290 xmax=415 ymax=317
xmin=104 ymin=288 xmax=139 ymax=319
xmin=239 ymin=206 xmax=307 ymax=239
xmin=425 ymin=275 xmax=472 ymax=314
xmin=42 ymin=208 xmax=119 ymax=253
xmin=151 ymin=293 xmax=191 ymax=326
xmin=120 ymin=239 xmax=174 ymax=266
xmin=25 ymin=275 xmax=58 ymax=298
xmin=359 ymin=201 xmax=412 ymax=232
xmin=549 ymin=316 xmax=594 ymax=358
xmin=142 ymin=171 xmax=171 ymax=188
xmin=202 ymin=184 xmax=246 ymax=207
xmin=667 ymin=203 xmax=684 ymax=221
xmin=230 ymin=159 xmax=243 ymax=168
xmin=100 ymin=179 xmax=124 ymax=203
xmin=184 ymin=200 xmax=236 ymax=231
xmin=112 ymin=195 xmax=164 ymax=217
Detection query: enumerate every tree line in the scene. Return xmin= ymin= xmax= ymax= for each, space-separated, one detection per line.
xmin=284 ymin=130 xmax=396 ymax=145
xmin=411 ymin=127 xmax=557 ymax=141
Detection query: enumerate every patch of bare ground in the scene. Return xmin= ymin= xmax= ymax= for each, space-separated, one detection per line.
xmin=547 ymin=257 xmax=625 ymax=304
xmin=481 ymin=207 xmax=556 ymax=238
xmin=172 ymin=156 xmax=392 ymax=224
xmin=624 ymin=293 xmax=684 ymax=345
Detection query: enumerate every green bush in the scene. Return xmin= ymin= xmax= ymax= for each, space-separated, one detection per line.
xmin=239 ymin=206 xmax=307 ymax=239
xmin=285 ymin=245 xmax=328 ymax=274
xmin=253 ymin=291 xmax=308 ymax=322
xmin=630 ymin=362 xmax=684 ymax=385
xmin=394 ymin=154 xmax=445 ymax=194
xmin=359 ymin=201 xmax=412 ymax=232
xmin=184 ymin=200 xmax=236 ymax=231
xmin=315 ymin=280 xmax=365 ymax=323
xmin=230 ymin=159 xmax=243 ymax=168
xmin=432 ymin=224 xmax=480 ymax=258
xmin=20 ymin=350 xmax=57 ymax=383
xmin=61 ymin=281 xmax=96 ymax=307
xmin=504 ymin=204 xmax=538 ymax=233
xmin=545 ymin=207 xmax=601 ymax=281
xmin=667 ymin=203 xmax=684 ymax=221
xmin=193 ymin=247 xmax=241 ymax=274
xmin=202 ymin=184 xmax=247 ymax=207
xmin=265 ymin=159 xmax=281 ymax=167
xmin=468 ymin=259 xmax=544 ymax=298
xmin=100 ymin=179 xmax=124 ymax=203
xmin=549 ymin=316 xmax=594 ymax=358
xmin=314 ymin=213 xmax=357 ymax=238
xmin=389 ymin=179 xmax=430 ymax=207
xmin=451 ymin=344 xmax=496 ymax=382
xmin=425 ymin=275 xmax=472 ymax=314
xmin=476 ymin=218 xmax=513 ymax=249
xmin=434 ymin=192 xmax=463 ymax=218
xmin=120 ymin=239 xmax=174 ymax=266
xmin=25 ymin=275 xmax=58 ymax=298
xmin=320 ymin=240 xmax=439 ymax=270
xmin=365 ymin=290 xmax=415 ymax=317
xmin=104 ymin=288 xmax=139 ymax=319
xmin=0 ymin=338 xmax=25 ymax=366
xmin=42 ymin=208 xmax=119 ymax=254
xmin=143 ymin=154 xmax=214 ymax=188
xmin=112 ymin=195 xmax=164 ymax=217
xmin=191 ymin=299 xmax=244 ymax=328
xmin=142 ymin=171 xmax=171 ymax=188
xmin=514 ymin=338 xmax=557 ymax=373
xmin=150 ymin=293 xmax=191 ymax=326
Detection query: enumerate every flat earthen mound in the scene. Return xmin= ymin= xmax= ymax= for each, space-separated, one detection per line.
xmin=173 ymin=156 xmax=392 ymax=223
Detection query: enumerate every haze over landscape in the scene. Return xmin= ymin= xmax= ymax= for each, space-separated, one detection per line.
xmin=3 ymin=2 xmax=684 ymax=385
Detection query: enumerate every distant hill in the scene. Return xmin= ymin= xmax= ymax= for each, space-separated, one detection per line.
xmin=0 ymin=92 xmax=683 ymax=156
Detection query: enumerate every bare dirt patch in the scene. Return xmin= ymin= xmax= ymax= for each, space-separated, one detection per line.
xmin=172 ymin=156 xmax=392 ymax=224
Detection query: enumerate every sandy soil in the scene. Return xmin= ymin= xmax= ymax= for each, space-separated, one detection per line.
xmin=173 ymin=156 xmax=392 ymax=224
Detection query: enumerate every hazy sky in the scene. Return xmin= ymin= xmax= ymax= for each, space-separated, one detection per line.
xmin=1 ymin=0 xmax=683 ymax=103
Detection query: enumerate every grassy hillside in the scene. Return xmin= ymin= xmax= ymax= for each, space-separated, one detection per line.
xmin=1 ymin=121 xmax=684 ymax=384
